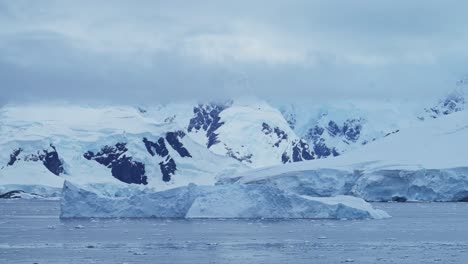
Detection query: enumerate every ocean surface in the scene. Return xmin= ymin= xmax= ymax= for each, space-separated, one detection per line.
xmin=1 ymin=200 xmax=468 ymax=264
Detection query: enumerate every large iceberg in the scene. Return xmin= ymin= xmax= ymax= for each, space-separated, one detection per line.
xmin=60 ymin=181 xmax=389 ymax=220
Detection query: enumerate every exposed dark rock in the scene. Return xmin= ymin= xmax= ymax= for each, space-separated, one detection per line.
xmin=24 ymin=153 xmax=42 ymax=162
xmin=425 ymin=89 xmax=465 ymax=118
xmin=142 ymin=137 xmax=178 ymax=182
xmin=15 ymin=145 xmax=65 ymax=176
xmin=327 ymin=121 xmax=341 ymax=137
xmin=331 ymin=148 xmax=340 ymax=157
xmin=7 ymin=148 xmax=23 ymax=166
xmin=384 ymin=130 xmax=400 ymax=138
xmin=84 ymin=143 xmax=148 ymax=185
xmin=392 ymin=196 xmax=408 ymax=203
xmin=291 ymin=140 xmax=314 ymax=162
xmin=143 ymin=137 xmax=168 ymax=157
xmin=261 ymin=122 xmax=288 ymax=147
xmin=165 ymin=131 xmax=192 ymax=158
xmin=0 ymin=190 xmax=24 ymax=199
xmin=42 ymin=145 xmax=65 ymax=176
xmin=326 ymin=119 xmax=362 ymax=142
xmin=188 ymin=103 xmax=230 ymax=148
xmin=225 ymin=145 xmax=253 ymax=163
xmin=342 ymin=119 xmax=362 ymax=142
xmin=262 ymin=122 xmax=273 ymax=134
xmin=281 ymin=152 xmax=290 ymax=164
xmin=304 ymin=126 xmax=338 ymax=159
xmin=303 ymin=119 xmax=364 ymax=159
xmin=84 ymin=143 xmax=128 ymax=167
xmin=111 ymin=156 xmax=148 ymax=185
xmin=159 ymin=156 xmax=177 ymax=182
xmin=312 ymin=139 xmax=332 ymax=158
xmin=283 ymin=112 xmax=297 ymax=130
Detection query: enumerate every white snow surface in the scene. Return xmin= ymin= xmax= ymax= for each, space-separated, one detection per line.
xmin=2 ymin=97 xmax=468 ymax=201
xmin=222 ymin=110 xmax=468 ymax=201
xmin=275 ymin=100 xmax=424 ymax=154
xmin=60 ymin=181 xmax=389 ymax=219
xmin=208 ymin=100 xmax=304 ymax=167
xmin=0 ymin=104 xmax=246 ymax=195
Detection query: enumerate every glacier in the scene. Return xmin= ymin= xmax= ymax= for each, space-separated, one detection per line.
xmin=1 ymin=91 xmax=468 ymax=204
xmin=60 ymin=181 xmax=389 ymax=220
xmin=222 ymin=109 xmax=468 ymax=202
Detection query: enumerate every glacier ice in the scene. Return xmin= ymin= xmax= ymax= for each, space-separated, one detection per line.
xmin=223 ymin=109 xmax=468 ymax=202
xmin=224 ymin=167 xmax=468 ymax=202
xmin=60 ymin=181 xmax=389 ymax=220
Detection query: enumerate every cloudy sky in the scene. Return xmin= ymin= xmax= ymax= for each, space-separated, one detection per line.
xmin=0 ymin=0 xmax=467 ymax=104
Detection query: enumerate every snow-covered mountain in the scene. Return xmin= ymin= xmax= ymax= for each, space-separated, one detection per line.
xmin=221 ymin=108 xmax=468 ymax=202
xmin=0 ymin=84 xmax=466 ymax=198
xmin=0 ymin=105 xmax=246 ymax=195
xmin=274 ymin=83 xmax=467 ymax=159
xmin=0 ymin=100 xmax=316 ymax=196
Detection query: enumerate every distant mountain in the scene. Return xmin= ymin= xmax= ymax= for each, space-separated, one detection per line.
xmin=0 ymin=84 xmax=466 ymax=197
xmin=221 ymin=108 xmax=468 ymax=202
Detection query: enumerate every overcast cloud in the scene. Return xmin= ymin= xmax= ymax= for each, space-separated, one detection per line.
xmin=0 ymin=0 xmax=467 ymax=104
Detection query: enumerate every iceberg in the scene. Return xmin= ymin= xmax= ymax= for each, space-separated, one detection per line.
xmin=60 ymin=181 xmax=389 ymax=220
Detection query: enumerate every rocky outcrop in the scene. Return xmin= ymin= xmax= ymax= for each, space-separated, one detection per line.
xmin=84 ymin=143 xmax=148 ymax=185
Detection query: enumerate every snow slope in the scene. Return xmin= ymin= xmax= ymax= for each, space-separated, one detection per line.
xmin=221 ymin=109 xmax=468 ymax=201
xmin=274 ymin=83 xmax=467 ymax=159
xmin=1 ymin=88 xmax=467 ymax=199
xmin=60 ymin=181 xmax=389 ymax=219
xmin=0 ymin=105 xmax=246 ymax=195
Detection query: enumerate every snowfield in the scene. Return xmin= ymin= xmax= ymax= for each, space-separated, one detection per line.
xmin=60 ymin=181 xmax=389 ymax=219
xmin=222 ymin=110 xmax=468 ymax=202
xmin=1 ymin=93 xmax=468 ymax=206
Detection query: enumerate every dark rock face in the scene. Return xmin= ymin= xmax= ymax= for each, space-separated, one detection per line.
xmin=143 ymin=138 xmax=168 ymax=157
xmin=165 ymin=131 xmax=192 ymax=158
xmin=384 ymin=130 xmax=400 ymax=138
xmin=313 ymin=139 xmax=340 ymax=158
xmin=281 ymin=140 xmax=315 ymax=164
xmin=143 ymin=132 xmax=191 ymax=183
xmin=281 ymin=152 xmax=290 ymax=163
xmin=262 ymin=122 xmax=314 ymax=164
xmin=84 ymin=143 xmax=128 ymax=167
xmin=42 ymin=145 xmax=65 ymax=176
xmin=262 ymin=123 xmax=288 ymax=147
xmin=304 ymin=126 xmax=338 ymax=159
xmin=7 ymin=145 xmax=65 ymax=176
xmin=144 ymin=136 xmax=176 ymax=182
xmin=188 ymin=103 xmax=230 ymax=148
xmin=7 ymin=148 xmax=23 ymax=166
xmin=342 ymin=119 xmax=362 ymax=142
xmin=84 ymin=143 xmax=148 ymax=185
xmin=426 ymin=90 xmax=465 ymax=118
xmin=327 ymin=121 xmax=341 ymax=137
xmin=159 ymin=156 xmax=177 ymax=182
xmin=225 ymin=146 xmax=253 ymax=163
xmin=327 ymin=119 xmax=362 ymax=142
xmin=111 ymin=158 xmax=147 ymax=185
xmin=291 ymin=140 xmax=314 ymax=162
xmin=392 ymin=196 xmax=408 ymax=203
xmin=0 ymin=190 xmax=24 ymax=199
xmin=303 ymin=119 xmax=363 ymax=159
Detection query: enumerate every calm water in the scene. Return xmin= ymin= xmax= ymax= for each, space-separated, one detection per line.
xmin=1 ymin=200 xmax=468 ymax=264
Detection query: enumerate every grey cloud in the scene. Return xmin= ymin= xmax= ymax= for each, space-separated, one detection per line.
xmin=0 ymin=0 xmax=467 ymax=104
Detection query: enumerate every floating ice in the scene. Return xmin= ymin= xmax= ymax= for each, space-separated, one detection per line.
xmin=60 ymin=181 xmax=389 ymax=220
